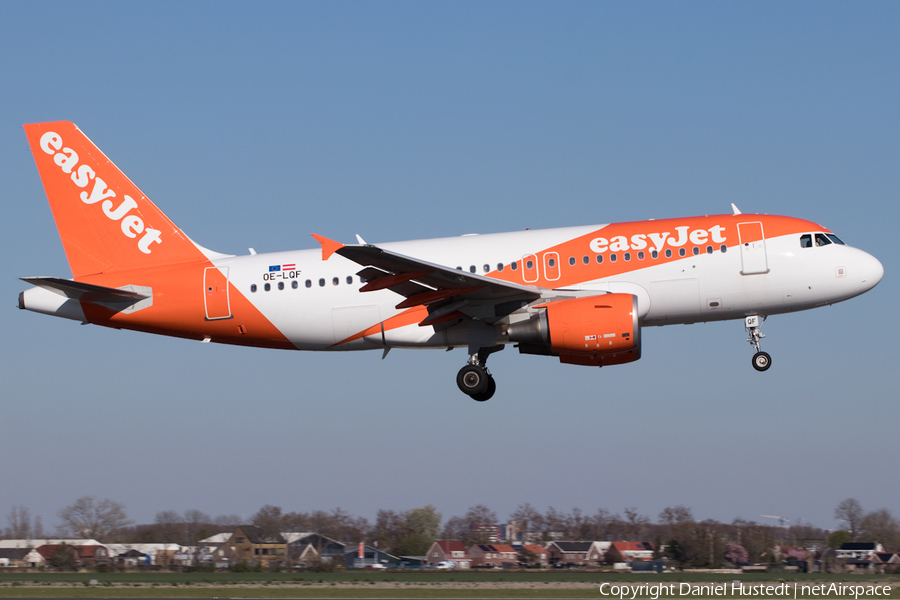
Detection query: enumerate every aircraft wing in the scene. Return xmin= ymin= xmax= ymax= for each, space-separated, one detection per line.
xmin=329 ymin=240 xmax=542 ymax=327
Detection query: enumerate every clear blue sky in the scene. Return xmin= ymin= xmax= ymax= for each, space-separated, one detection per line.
xmin=1 ymin=1 xmax=897 ymax=533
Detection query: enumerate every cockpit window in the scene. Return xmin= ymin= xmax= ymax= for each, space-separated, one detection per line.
xmin=815 ymin=233 xmax=832 ymax=247
xmin=826 ymin=234 xmax=845 ymax=245
xmin=800 ymin=234 xmax=812 ymax=248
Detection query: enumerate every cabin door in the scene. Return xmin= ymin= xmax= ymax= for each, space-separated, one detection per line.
xmin=738 ymin=222 xmax=769 ymax=275
xmin=204 ymin=267 xmax=232 ymax=320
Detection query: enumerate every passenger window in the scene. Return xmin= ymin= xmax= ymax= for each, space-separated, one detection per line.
xmin=319 ymin=278 xmax=325 ymax=287
xmin=610 ymin=253 xmax=617 ymax=263
xmin=497 ymin=263 xmax=504 ymax=272
xmin=346 ymin=276 xmax=353 ymax=284
xmin=469 ymin=265 xmax=476 ymax=273
xmin=582 ymin=256 xmax=589 ymax=265
xmin=333 ymin=277 xmax=339 ymax=285
xmin=305 ymin=279 xmax=312 ymax=288
xmin=800 ymin=234 xmax=812 ymax=248
xmin=278 ymin=281 xmax=284 ymax=290
xmin=651 ymin=250 xmax=658 ymax=259
xmin=706 ymin=245 xmax=713 ymax=254
xmin=264 ymin=283 xmax=271 ymax=292
xmin=624 ymin=252 xmax=631 ymax=261
xmin=637 ymin=251 xmax=644 ymax=260
xmin=720 ymin=245 xmax=727 ymax=253
xmin=815 ymin=233 xmax=831 ymax=247
xmin=679 ymin=248 xmax=686 ymax=257
xmin=692 ymin=247 xmax=699 ymax=256
xmin=826 ymin=234 xmax=845 ymax=245
xmin=595 ymin=254 xmax=603 ymax=264
xmin=665 ymin=249 xmax=672 ymax=258
xmin=511 ymin=262 xmax=518 ymax=271
xmin=483 ymin=264 xmax=490 ymax=273
xmin=251 ymin=284 xmax=257 ymax=293
xmin=292 ymin=281 xmax=299 ymax=289
xmin=568 ymin=257 xmax=576 ymax=266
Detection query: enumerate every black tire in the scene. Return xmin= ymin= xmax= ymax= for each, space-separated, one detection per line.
xmin=470 ymin=376 xmax=496 ymax=402
xmin=752 ymin=351 xmax=772 ymax=372
xmin=457 ymin=365 xmax=489 ymax=395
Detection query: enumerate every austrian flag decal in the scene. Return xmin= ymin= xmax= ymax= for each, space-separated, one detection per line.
xmin=268 ymin=264 xmax=296 ymax=272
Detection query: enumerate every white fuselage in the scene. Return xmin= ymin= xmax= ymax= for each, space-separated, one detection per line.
xmin=215 ymin=222 xmax=882 ymax=351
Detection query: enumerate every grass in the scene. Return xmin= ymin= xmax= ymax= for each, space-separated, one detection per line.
xmin=0 ymin=571 xmax=897 ymax=598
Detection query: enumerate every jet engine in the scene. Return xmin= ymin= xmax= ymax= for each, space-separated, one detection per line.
xmin=507 ymin=293 xmax=641 ymax=367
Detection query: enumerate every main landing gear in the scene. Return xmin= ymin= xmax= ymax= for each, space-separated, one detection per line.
xmin=457 ymin=345 xmax=502 ymax=401
xmin=745 ymin=315 xmax=771 ymax=372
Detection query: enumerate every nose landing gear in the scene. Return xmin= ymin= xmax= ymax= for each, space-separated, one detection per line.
xmin=745 ymin=315 xmax=771 ymax=372
xmin=457 ymin=345 xmax=502 ymax=401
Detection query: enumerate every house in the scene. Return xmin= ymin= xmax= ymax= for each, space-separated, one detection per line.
xmin=198 ymin=532 xmax=234 ymax=545
xmin=546 ymin=541 xmax=594 ymax=566
xmin=286 ymin=533 xmax=345 ymax=564
xmin=0 ymin=548 xmax=45 ymax=568
xmin=586 ymin=541 xmax=611 ymax=564
xmin=290 ymin=543 xmax=320 ymax=567
xmin=225 ymin=525 xmax=287 ymax=568
xmin=426 ymin=540 xmax=472 ymax=569
xmin=75 ymin=544 xmax=111 ymax=567
xmin=611 ymin=541 xmax=655 ymax=561
xmin=512 ymin=544 xmax=550 ymax=566
xmin=870 ymin=552 xmax=900 ymax=574
xmin=35 ymin=544 xmax=81 ymax=568
xmin=105 ymin=543 xmax=180 ymax=567
xmin=836 ymin=542 xmax=884 ymax=560
xmin=115 ymin=548 xmax=148 ymax=567
xmin=196 ymin=533 xmax=242 ymax=567
xmin=468 ymin=544 xmax=519 ymax=568
xmin=344 ymin=544 xmax=400 ymax=568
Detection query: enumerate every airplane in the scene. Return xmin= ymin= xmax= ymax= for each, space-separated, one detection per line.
xmin=18 ymin=121 xmax=884 ymax=401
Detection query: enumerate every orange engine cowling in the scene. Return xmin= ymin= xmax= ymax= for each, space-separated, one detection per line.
xmin=508 ymin=293 xmax=641 ymax=367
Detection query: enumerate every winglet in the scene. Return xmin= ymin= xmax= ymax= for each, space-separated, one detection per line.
xmin=731 ymin=203 xmax=742 ymax=215
xmin=311 ymin=234 xmax=344 ymax=261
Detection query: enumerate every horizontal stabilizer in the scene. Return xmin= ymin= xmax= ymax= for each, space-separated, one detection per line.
xmin=21 ymin=276 xmax=149 ymax=304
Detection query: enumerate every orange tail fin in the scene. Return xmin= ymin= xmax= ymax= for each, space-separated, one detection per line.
xmin=24 ymin=121 xmax=208 ymax=278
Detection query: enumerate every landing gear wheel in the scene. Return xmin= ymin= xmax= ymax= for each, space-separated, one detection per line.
xmin=752 ymin=351 xmax=772 ymax=372
xmin=457 ymin=364 xmax=489 ymax=395
xmin=469 ymin=376 xmax=496 ymax=402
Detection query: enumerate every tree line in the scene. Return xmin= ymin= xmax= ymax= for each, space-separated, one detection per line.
xmin=4 ymin=497 xmax=898 ymax=568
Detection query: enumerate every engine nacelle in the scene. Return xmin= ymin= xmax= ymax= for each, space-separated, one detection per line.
xmin=508 ymin=293 xmax=641 ymax=367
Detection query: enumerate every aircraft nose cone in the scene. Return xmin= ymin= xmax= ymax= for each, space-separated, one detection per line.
xmin=859 ymin=251 xmax=884 ymax=293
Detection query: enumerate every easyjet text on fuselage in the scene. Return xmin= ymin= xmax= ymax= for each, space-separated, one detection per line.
xmin=589 ymin=224 xmax=727 ymax=254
